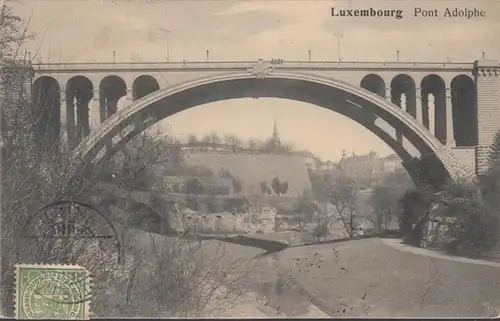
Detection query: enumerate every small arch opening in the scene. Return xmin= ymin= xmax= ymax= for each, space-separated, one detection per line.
xmin=451 ymin=75 xmax=476 ymax=146
xmin=421 ymin=74 xmax=446 ymax=143
xmin=66 ymin=76 xmax=94 ymax=145
xmin=360 ymin=74 xmax=386 ymax=98
xmin=99 ymin=75 xmax=127 ymax=121
xmin=32 ymin=76 xmax=61 ymax=152
xmin=132 ymin=75 xmax=160 ymax=100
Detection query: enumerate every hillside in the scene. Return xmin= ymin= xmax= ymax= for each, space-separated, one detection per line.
xmin=183 ymin=152 xmax=313 ymax=197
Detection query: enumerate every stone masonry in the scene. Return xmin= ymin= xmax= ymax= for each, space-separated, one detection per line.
xmin=474 ymin=60 xmax=500 ymax=175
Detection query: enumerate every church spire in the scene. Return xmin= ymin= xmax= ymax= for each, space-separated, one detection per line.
xmin=272 ymin=118 xmax=281 ymax=146
xmin=273 ymin=118 xmax=279 ymax=138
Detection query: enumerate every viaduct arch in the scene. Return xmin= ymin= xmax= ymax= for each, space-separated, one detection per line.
xmin=70 ymin=69 xmax=468 ymax=191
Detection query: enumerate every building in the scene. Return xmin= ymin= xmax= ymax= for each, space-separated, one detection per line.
xmin=180 ymin=206 xmax=277 ymax=234
xmin=319 ymin=160 xmax=335 ymax=171
xmin=338 ymin=151 xmax=403 ymax=176
xmin=339 ymin=151 xmax=380 ymax=176
xmin=381 ymin=154 xmax=403 ymax=173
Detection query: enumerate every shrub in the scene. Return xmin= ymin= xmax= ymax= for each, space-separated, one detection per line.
xmin=446 ymin=198 xmax=499 ymax=256
xmin=398 ymin=190 xmax=428 ymax=237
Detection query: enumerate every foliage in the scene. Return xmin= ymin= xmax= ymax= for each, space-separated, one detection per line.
xmin=0 ymin=4 xmax=35 ymax=61
xmin=445 ymin=197 xmax=499 ymax=256
xmin=206 ymin=196 xmax=222 ymax=213
xmin=479 ymin=165 xmax=500 ymax=211
xmin=404 ymin=172 xmax=499 ymax=256
xmin=100 ymin=231 xmax=251 ymax=317
xmin=185 ymin=196 xmax=201 ymax=211
xmin=312 ymin=222 xmax=328 ymax=242
xmin=105 ymin=126 xmax=179 ymax=192
xmin=487 ymin=131 xmax=500 ymax=169
xmin=232 ymin=177 xmax=243 ymax=194
xmin=370 ymin=186 xmax=398 ymax=232
xmin=308 ymin=170 xmax=330 ymax=202
xmin=1 ymin=3 xmax=250 ymax=317
xmin=220 ymin=197 xmax=249 ymax=213
xmin=259 ymin=181 xmax=271 ymax=195
xmin=186 ymin=177 xmax=204 ymax=195
xmin=223 ymin=134 xmax=243 ymax=151
xmin=370 ymin=169 xmax=413 ymax=232
xmin=326 ymin=172 xmax=359 ymax=237
xmin=271 ymin=177 xmax=288 ymax=196
xmin=187 ymin=134 xmax=198 ymax=145
xmin=292 ymin=194 xmax=318 ymax=232
xmin=398 ymin=190 xmax=429 ymax=237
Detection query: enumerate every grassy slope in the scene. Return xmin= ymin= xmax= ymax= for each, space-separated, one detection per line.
xmin=276 ymin=238 xmax=500 ymax=317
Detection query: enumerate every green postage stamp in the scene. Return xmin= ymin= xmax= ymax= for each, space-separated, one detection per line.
xmin=15 ymin=264 xmax=91 ymax=320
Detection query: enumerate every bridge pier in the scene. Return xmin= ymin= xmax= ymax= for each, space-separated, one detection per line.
xmin=415 ymin=88 xmax=423 ymax=124
xmin=445 ymin=88 xmax=455 ymax=147
xmin=65 ymin=90 xmax=77 ymax=149
xmin=474 ymin=60 xmax=500 ymax=175
xmin=90 ymin=89 xmax=100 ymax=132
xmin=59 ymin=89 xmax=68 ymax=147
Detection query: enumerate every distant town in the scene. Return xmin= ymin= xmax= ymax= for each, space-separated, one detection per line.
xmin=99 ymin=119 xmax=409 ymax=239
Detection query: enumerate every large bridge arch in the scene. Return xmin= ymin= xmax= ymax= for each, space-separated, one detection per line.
xmin=71 ymin=69 xmax=465 ymax=190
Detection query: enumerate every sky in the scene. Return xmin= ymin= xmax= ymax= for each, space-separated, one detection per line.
xmin=9 ymin=0 xmax=500 ymax=162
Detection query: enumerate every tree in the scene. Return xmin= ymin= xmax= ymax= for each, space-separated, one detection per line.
xmin=479 ymin=166 xmax=500 ymax=210
xmin=431 ymin=180 xmax=499 ymax=256
xmin=186 ymin=178 xmax=204 ymax=195
xmin=312 ymin=222 xmax=328 ymax=242
xmin=398 ymin=190 xmax=428 ymax=237
xmin=1 ymin=3 xmax=251 ymax=317
xmin=100 ymin=230 xmax=252 ymax=317
xmin=187 ymin=134 xmax=198 ymax=145
xmin=370 ymin=186 xmax=398 ymax=232
xmin=0 ymin=4 xmax=35 ymax=61
xmin=223 ymin=134 xmax=243 ymax=151
xmin=271 ymin=177 xmax=288 ymax=196
xmin=185 ymin=196 xmax=201 ymax=211
xmin=259 ymin=181 xmax=268 ymax=194
xmin=487 ymin=131 xmax=500 ymax=169
xmin=206 ymin=196 xmax=221 ymax=213
xmin=246 ymin=138 xmax=259 ymax=150
xmin=293 ymin=195 xmax=319 ymax=233
xmin=369 ymin=169 xmax=412 ymax=232
xmin=278 ymin=142 xmax=295 ymax=154
xmin=327 ymin=173 xmax=359 ymax=237
xmin=209 ymin=131 xmax=221 ymax=148
xmin=201 ymin=134 xmax=212 ymax=147
xmin=308 ymin=170 xmax=330 ymax=202
xmin=480 ymin=131 xmax=500 ymax=211
xmin=232 ymin=177 xmax=243 ymax=194
xmin=113 ymin=130 xmax=172 ymax=191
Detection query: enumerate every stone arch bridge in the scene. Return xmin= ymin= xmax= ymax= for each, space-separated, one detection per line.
xmin=28 ymin=59 xmax=500 ymax=191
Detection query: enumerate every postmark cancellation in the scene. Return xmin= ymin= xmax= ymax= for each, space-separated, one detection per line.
xmin=14 ymin=264 xmax=92 ymax=320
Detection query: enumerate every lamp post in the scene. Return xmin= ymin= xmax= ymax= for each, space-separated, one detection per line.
xmin=159 ymin=28 xmax=172 ymax=62
xmin=333 ymin=32 xmax=343 ymax=61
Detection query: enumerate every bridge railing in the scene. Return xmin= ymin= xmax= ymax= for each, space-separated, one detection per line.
xmin=30 ymin=60 xmax=474 ymax=71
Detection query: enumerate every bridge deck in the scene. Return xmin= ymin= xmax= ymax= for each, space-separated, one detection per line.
xmin=31 ymin=61 xmax=474 ymax=72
